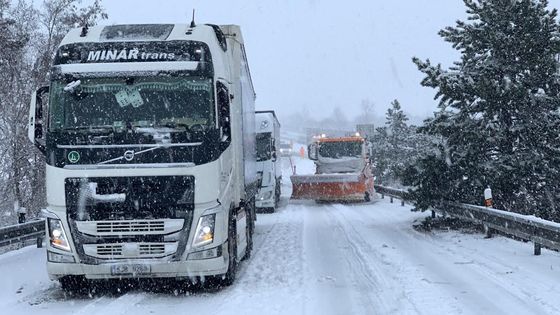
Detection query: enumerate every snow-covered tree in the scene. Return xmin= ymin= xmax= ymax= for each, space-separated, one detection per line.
xmin=408 ymin=0 xmax=560 ymax=220
xmin=372 ymin=100 xmax=426 ymax=186
xmin=0 ymin=0 xmax=106 ymax=224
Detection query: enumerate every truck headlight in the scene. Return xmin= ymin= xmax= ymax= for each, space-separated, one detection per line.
xmin=258 ymin=191 xmax=273 ymax=201
xmin=192 ymin=214 xmax=215 ymax=247
xmin=47 ymin=218 xmax=71 ymax=252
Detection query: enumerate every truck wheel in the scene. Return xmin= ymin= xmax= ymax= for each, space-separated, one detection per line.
xmin=59 ymin=275 xmax=90 ymax=294
xmin=364 ymin=192 xmax=371 ymax=202
xmin=220 ymin=212 xmax=238 ymax=286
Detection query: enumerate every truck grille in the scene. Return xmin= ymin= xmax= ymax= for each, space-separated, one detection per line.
xmin=65 ymin=175 xmax=195 ymax=221
xmin=139 ymin=244 xmax=166 ymax=255
xmin=75 ymin=219 xmax=184 ymax=236
xmin=97 ymin=221 xmax=165 ymax=233
xmin=83 ymin=242 xmax=178 ymax=259
xmin=97 ymin=244 xmax=123 ymax=256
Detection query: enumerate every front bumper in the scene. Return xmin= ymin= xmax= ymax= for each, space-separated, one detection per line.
xmin=256 ymin=185 xmax=275 ymax=208
xmin=44 ymin=200 xmax=231 ymax=281
xmin=47 ymin=242 xmax=229 ymax=280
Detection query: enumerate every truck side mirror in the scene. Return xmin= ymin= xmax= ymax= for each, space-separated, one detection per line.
xmin=308 ymin=143 xmax=318 ymax=160
xmin=28 ymin=86 xmax=49 ymax=154
xmin=217 ymin=81 xmax=231 ymax=142
xmin=271 ymin=138 xmax=277 ymax=161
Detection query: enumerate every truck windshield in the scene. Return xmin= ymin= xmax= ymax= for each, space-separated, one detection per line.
xmin=48 ymin=76 xmax=215 ymax=131
xmin=319 ymin=141 xmax=362 ymax=159
xmin=256 ymin=132 xmax=272 ymax=161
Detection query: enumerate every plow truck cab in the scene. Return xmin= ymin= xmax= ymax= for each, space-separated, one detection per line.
xmin=290 ymin=135 xmax=374 ymax=202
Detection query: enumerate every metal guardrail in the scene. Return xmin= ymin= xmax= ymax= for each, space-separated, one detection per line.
xmin=0 ymin=219 xmax=45 ymax=248
xmin=375 ymin=185 xmax=408 ymax=204
xmin=375 ymin=184 xmax=560 ymax=255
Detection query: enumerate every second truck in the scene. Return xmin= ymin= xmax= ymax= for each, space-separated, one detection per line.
xmin=255 ymin=111 xmax=281 ymax=212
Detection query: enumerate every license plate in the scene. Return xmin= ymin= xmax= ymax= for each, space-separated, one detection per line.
xmin=110 ymin=264 xmax=151 ymax=275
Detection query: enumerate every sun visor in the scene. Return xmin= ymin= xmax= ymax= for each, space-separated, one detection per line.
xmin=100 ymin=24 xmax=174 ymax=41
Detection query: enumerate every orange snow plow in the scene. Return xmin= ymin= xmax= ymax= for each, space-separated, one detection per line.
xmin=290 ymin=135 xmax=375 ymax=202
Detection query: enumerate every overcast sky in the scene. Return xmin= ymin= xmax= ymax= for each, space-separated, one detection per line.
xmin=103 ymin=0 xmax=560 ymax=121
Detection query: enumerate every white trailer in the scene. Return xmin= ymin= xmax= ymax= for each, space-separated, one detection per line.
xmin=28 ymin=23 xmax=257 ymax=289
xmin=255 ymin=111 xmax=281 ymax=212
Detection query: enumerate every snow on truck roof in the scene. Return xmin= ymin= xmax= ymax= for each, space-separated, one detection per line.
xmin=59 ymin=24 xmax=242 ymax=47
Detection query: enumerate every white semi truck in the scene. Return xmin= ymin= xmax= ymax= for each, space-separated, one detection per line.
xmin=255 ymin=111 xmax=281 ymax=212
xmin=27 ymin=23 xmax=257 ymax=289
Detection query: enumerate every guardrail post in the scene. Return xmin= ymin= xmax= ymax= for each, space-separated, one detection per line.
xmin=534 ymin=243 xmax=542 ymax=256
xmin=17 ymin=207 xmax=27 ymax=224
xmin=484 ymin=225 xmax=493 ymax=238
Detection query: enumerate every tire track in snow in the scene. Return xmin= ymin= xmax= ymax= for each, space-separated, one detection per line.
xmin=319 ymin=203 xmax=395 ymax=314
xmin=73 ymin=293 xmax=147 ymax=315
xmin=341 ymin=201 xmax=508 ymax=314
xmin=331 ymin=203 xmax=459 ymax=314
xmin=343 ymin=200 xmax=557 ymax=314
xmin=212 ymin=203 xmax=305 ymax=315
xmin=413 ymin=224 xmax=560 ymax=314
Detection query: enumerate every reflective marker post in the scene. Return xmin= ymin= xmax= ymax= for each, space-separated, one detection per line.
xmin=484 ymin=187 xmax=493 ymax=208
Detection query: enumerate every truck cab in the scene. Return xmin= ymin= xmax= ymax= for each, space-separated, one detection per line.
xmin=255 ymin=111 xmax=281 ymax=212
xmin=27 ymin=23 xmax=257 ymax=289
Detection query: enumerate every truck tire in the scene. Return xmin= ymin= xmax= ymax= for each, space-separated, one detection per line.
xmin=365 ymin=192 xmax=371 ymax=202
xmin=59 ymin=275 xmax=89 ymax=294
xmin=220 ymin=212 xmax=238 ymax=286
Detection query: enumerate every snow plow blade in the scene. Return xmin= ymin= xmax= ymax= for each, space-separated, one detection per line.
xmin=290 ymin=173 xmax=372 ymax=201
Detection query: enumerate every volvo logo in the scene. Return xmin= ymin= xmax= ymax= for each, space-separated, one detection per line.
xmin=123 ymin=150 xmax=135 ymax=161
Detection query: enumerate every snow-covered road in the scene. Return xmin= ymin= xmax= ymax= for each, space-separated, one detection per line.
xmin=1 ymin=156 xmax=560 ymax=314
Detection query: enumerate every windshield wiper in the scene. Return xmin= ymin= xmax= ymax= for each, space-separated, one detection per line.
xmin=61 ymin=126 xmax=116 ymax=133
xmin=161 ymin=122 xmax=191 ymax=130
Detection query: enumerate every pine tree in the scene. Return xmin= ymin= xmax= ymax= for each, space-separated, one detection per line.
xmin=408 ymin=0 xmax=560 ymax=220
xmin=0 ymin=1 xmax=107 ymax=225
xmin=373 ymin=100 xmax=412 ymax=185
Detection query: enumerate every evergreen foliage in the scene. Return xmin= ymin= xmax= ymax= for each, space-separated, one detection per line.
xmin=372 ymin=100 xmax=432 ymax=186
xmin=0 ymin=0 xmax=106 ymax=225
xmin=407 ymin=0 xmax=560 ymax=220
